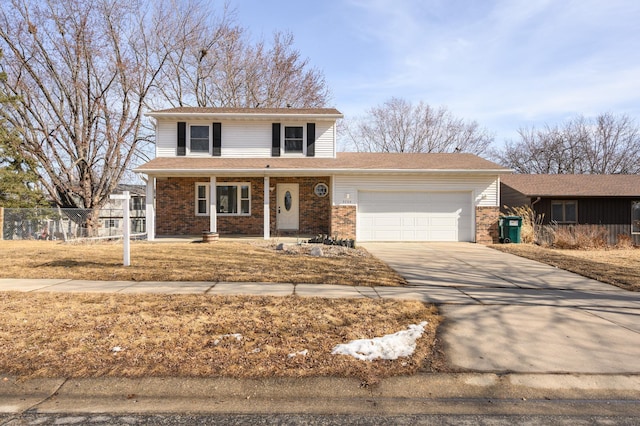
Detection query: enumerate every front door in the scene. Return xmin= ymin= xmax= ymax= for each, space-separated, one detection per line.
xmin=277 ymin=184 xmax=299 ymax=230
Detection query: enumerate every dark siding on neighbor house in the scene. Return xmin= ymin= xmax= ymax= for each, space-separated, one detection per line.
xmin=499 ymin=183 xmax=531 ymax=213
xmin=532 ymin=197 xmax=640 ymax=245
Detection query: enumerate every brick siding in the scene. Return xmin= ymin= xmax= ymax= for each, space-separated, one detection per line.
xmin=330 ymin=205 xmax=357 ymax=240
xmin=476 ymin=206 xmax=499 ymax=244
xmin=269 ymin=177 xmax=331 ymax=236
xmin=155 ymin=176 xmax=330 ymax=236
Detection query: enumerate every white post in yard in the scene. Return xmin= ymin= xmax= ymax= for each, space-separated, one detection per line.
xmin=264 ymin=176 xmax=270 ymax=240
xmin=110 ymin=190 xmax=131 ymax=267
xmin=145 ymin=176 xmax=155 ymax=241
xmin=210 ymin=176 xmax=217 ymax=233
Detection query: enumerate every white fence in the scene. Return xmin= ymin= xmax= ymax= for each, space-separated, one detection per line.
xmin=0 ymin=207 xmax=146 ymax=241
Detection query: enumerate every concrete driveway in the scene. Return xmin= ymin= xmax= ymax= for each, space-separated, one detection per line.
xmin=362 ymin=242 xmax=640 ymax=374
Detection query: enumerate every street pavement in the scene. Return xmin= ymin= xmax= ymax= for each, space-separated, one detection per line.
xmin=1 ymin=242 xmax=640 ymax=420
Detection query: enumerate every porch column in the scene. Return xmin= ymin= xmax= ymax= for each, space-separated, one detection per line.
xmin=145 ymin=176 xmax=155 ymax=241
xmin=263 ymin=176 xmax=270 ymax=239
xmin=210 ymin=176 xmax=217 ymax=233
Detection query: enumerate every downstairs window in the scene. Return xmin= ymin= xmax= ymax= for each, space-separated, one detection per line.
xmin=195 ymin=183 xmax=251 ymax=216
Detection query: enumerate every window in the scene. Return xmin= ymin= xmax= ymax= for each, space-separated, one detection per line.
xmin=551 ymin=200 xmax=577 ymax=223
xmin=105 ymin=219 xmax=119 ymax=228
xmin=217 ymin=184 xmax=250 ymax=214
xmin=130 ymin=196 xmax=145 ymax=211
xmin=195 ymin=183 xmax=250 ymax=216
xmin=190 ymin=125 xmax=210 ymax=153
xmin=632 ymin=201 xmax=640 ymax=234
xmin=314 ymin=182 xmax=329 ymax=197
xmin=284 ymin=126 xmax=304 ymax=153
xmin=196 ymin=184 xmax=208 ymax=215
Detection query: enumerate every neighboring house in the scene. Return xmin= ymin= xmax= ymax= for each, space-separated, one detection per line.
xmin=500 ymin=174 xmax=640 ymax=245
xmin=99 ymin=184 xmax=146 ymax=236
xmin=134 ymin=107 xmax=509 ymax=243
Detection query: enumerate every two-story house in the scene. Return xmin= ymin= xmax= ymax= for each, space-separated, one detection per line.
xmin=134 ymin=107 xmax=509 ymax=243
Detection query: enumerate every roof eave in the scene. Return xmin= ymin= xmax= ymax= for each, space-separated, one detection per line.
xmin=145 ymin=112 xmax=344 ymax=120
xmin=134 ymin=167 xmax=508 ymax=176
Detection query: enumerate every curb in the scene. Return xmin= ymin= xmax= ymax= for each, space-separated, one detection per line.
xmin=3 ymin=373 xmax=640 ymax=415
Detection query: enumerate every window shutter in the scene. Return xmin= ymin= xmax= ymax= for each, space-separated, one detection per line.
xmin=306 ymin=123 xmax=316 ymax=157
xmin=177 ymin=122 xmax=186 ymax=156
xmin=272 ymin=123 xmax=281 ymax=157
xmin=212 ymin=122 xmax=221 ymax=156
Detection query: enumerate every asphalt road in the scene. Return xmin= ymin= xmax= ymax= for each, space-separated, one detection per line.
xmin=2 ymin=412 xmax=640 ymax=425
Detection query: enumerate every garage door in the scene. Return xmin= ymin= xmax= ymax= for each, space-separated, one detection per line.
xmin=357 ymin=191 xmax=473 ymax=241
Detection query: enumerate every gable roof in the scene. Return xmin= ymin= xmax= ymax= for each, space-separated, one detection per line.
xmin=501 ymin=174 xmax=640 ymax=197
xmin=146 ymin=107 xmax=343 ymax=120
xmin=135 ymin=153 xmax=509 ymax=176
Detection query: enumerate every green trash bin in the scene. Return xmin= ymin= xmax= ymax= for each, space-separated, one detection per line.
xmin=499 ymin=216 xmax=522 ymax=244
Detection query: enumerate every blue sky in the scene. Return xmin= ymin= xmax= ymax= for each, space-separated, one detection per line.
xmin=234 ymin=0 xmax=640 ymax=146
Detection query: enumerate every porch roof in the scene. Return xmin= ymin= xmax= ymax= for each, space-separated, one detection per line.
xmin=501 ymin=174 xmax=640 ymax=197
xmin=134 ymin=153 xmax=509 ymax=176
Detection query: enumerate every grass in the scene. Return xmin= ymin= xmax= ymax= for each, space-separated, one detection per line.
xmin=491 ymin=244 xmax=640 ymax=292
xmin=0 ymin=292 xmax=442 ymax=382
xmin=0 ymin=240 xmax=406 ymax=287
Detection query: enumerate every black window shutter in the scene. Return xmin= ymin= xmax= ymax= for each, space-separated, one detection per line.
xmin=272 ymin=123 xmax=281 ymax=157
xmin=306 ymin=123 xmax=316 ymax=157
xmin=212 ymin=122 xmax=221 ymax=156
xmin=177 ymin=122 xmax=186 ymax=156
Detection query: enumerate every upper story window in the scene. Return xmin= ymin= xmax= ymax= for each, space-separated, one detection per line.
xmin=551 ymin=200 xmax=577 ymax=223
xmin=190 ymin=125 xmax=210 ymax=154
xmin=284 ymin=126 xmax=304 ymax=154
xmin=632 ymin=201 xmax=640 ymax=234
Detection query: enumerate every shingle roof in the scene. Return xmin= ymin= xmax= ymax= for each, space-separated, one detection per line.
xmin=147 ymin=107 xmax=343 ymax=117
xmin=135 ymin=152 xmax=508 ymax=174
xmin=500 ymin=174 xmax=640 ymax=197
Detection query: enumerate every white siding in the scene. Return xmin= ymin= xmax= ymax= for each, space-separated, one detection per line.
xmin=221 ymin=122 xmax=272 ymax=157
xmin=153 ymin=118 xmax=337 ymax=158
xmin=314 ymin=122 xmax=336 ymax=158
xmin=156 ymin=119 xmax=177 ymax=157
xmin=333 ymin=175 xmax=499 ymax=207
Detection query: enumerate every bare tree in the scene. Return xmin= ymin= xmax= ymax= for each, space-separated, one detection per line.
xmin=154 ymin=10 xmax=331 ymax=109
xmin=493 ymin=113 xmax=640 ymax=174
xmin=343 ymin=97 xmax=493 ymax=154
xmin=0 ymin=0 xmax=332 ymax=233
xmin=0 ymin=0 xmax=179 ymax=231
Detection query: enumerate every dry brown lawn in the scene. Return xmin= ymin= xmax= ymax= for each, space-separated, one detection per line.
xmin=0 ymin=292 xmax=442 ymax=382
xmin=0 ymin=240 xmax=405 ymax=287
xmin=491 ymin=244 xmax=640 ymax=292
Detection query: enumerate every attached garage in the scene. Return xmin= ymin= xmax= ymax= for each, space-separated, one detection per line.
xmin=357 ymin=191 xmax=473 ymax=242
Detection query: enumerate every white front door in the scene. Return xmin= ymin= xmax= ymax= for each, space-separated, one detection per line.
xmin=277 ymin=184 xmax=299 ymax=230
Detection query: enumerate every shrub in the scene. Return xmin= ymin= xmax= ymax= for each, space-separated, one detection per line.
xmin=615 ymin=234 xmax=634 ymax=249
xmin=502 ymin=205 xmax=544 ymax=244
xmin=541 ymin=224 xmax=609 ymax=249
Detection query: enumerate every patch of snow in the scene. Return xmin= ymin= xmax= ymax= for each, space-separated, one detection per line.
xmin=213 ymin=333 xmax=243 ymax=345
xmin=331 ymin=321 xmax=428 ymax=361
xmin=287 ymin=349 xmax=308 ymax=358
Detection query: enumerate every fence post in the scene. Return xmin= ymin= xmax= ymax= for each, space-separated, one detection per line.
xmin=0 ymin=207 xmax=3 ymax=240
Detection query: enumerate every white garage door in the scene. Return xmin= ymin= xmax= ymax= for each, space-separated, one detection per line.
xmin=357 ymin=191 xmax=473 ymax=242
